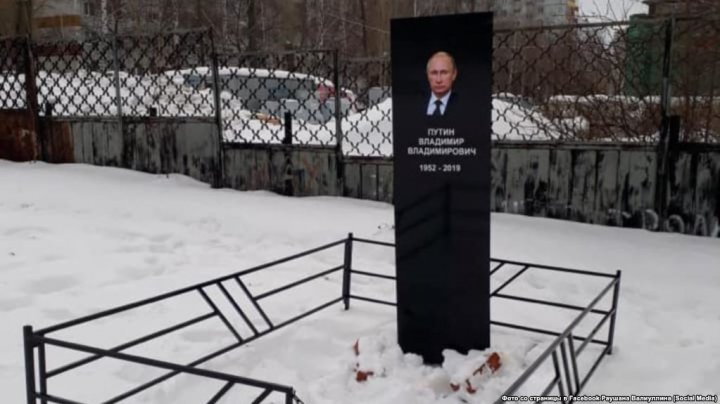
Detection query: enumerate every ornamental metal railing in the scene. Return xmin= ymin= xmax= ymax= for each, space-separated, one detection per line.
xmin=24 ymin=234 xmax=621 ymax=404
xmin=346 ymin=235 xmax=622 ymax=404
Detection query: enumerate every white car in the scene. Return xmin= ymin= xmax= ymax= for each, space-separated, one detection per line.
xmin=165 ymin=67 xmax=358 ymax=123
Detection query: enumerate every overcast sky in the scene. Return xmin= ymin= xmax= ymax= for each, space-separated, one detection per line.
xmin=577 ymin=0 xmax=649 ymax=21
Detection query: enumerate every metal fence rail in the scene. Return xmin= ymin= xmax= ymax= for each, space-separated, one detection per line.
xmin=490 ymin=263 xmax=621 ymax=403
xmin=347 ymin=235 xmax=622 ymax=404
xmin=25 ymin=235 xmax=621 ymax=404
xmin=23 ymin=237 xmax=348 ymax=404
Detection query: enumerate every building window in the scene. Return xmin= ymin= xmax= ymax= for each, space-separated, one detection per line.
xmin=83 ymin=1 xmax=96 ymax=16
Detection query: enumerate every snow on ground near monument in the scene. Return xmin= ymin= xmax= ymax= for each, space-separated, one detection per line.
xmin=1 ymin=161 xmax=719 ymax=403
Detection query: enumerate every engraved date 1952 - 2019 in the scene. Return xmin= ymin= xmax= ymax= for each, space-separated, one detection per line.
xmin=419 ymin=163 xmax=462 ymax=173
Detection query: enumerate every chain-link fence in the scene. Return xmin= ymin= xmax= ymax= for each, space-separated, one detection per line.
xmin=216 ymin=50 xmax=339 ymax=145
xmin=491 ymin=18 xmax=720 ymax=144
xmin=341 ymin=57 xmax=392 ymax=157
xmin=338 ymin=18 xmax=720 ymax=151
xmin=1 ymin=19 xmax=719 ymax=156
xmin=115 ymin=30 xmax=214 ymax=117
xmin=0 ymin=36 xmax=28 ymax=109
xmin=670 ymin=17 xmax=720 ymax=142
xmin=32 ymin=30 xmax=214 ymax=118
xmin=492 ymin=21 xmax=667 ymax=142
xmin=34 ymin=36 xmax=116 ymax=116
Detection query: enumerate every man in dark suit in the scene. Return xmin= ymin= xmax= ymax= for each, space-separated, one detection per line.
xmin=425 ymin=51 xmax=458 ymax=119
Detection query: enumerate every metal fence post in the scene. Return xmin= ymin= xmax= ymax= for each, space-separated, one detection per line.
xmin=655 ymin=17 xmax=676 ymax=220
xmin=607 ymin=270 xmax=622 ymax=355
xmin=332 ymin=49 xmax=345 ymax=195
xmin=665 ymin=115 xmax=681 ymax=219
xmin=209 ymin=30 xmax=225 ymax=189
xmin=660 ymin=17 xmax=675 ymax=126
xmin=283 ymin=111 xmax=293 ymax=145
xmin=342 ymin=232 xmax=354 ymax=310
xmin=333 ymin=49 xmax=342 ymax=151
xmin=112 ymin=33 xmax=123 ymax=123
xmin=38 ymin=340 xmax=47 ymax=404
xmin=23 ymin=325 xmax=36 ymax=404
xmin=23 ymin=36 xmax=42 ymax=161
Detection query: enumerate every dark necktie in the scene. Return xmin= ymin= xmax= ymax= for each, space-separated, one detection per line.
xmin=433 ymin=99 xmax=443 ymax=116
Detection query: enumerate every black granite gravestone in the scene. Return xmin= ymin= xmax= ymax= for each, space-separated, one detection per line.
xmin=391 ymin=13 xmax=493 ymax=364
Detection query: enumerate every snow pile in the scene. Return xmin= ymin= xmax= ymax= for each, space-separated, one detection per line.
xmin=220 ymin=97 xmax=394 ymax=154
xmin=343 ymin=330 xmax=541 ymax=404
xmin=492 ymin=99 xmax=560 ymax=141
xmin=342 ymin=98 xmax=394 ymax=156
xmin=166 ymin=67 xmax=337 ymax=88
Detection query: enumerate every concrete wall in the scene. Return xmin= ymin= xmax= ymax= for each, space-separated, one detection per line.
xmin=0 ymin=109 xmax=37 ymax=161
xmin=16 ymin=116 xmax=718 ymax=237
xmin=223 ymin=145 xmax=340 ymax=196
xmin=665 ymin=144 xmax=720 ymax=236
xmin=496 ymin=143 xmax=719 ymax=237
xmin=341 ymin=142 xmax=720 ymax=237
xmin=41 ymin=117 xmax=221 ymax=186
xmin=343 ymin=158 xmax=393 ymax=202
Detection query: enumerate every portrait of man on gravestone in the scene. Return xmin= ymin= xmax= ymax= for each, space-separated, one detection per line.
xmin=425 ymin=51 xmax=459 ymax=119
xmin=392 ymin=13 xmax=493 ymax=364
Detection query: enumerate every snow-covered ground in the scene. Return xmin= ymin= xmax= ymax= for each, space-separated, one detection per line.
xmin=1 ymin=160 xmax=719 ymax=403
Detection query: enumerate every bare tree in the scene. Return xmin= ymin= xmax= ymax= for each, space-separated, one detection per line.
xmin=580 ymin=0 xmax=646 ymax=22
xmin=247 ymin=0 xmax=258 ymax=51
xmin=359 ymin=0 xmax=368 ymax=55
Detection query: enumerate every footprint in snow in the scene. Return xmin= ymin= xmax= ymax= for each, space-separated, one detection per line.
xmin=4 ymin=226 xmax=49 ymax=237
xmin=0 ymin=295 xmax=35 ymax=310
xmin=42 ymin=308 xmax=75 ymax=321
xmin=22 ymin=275 xmax=78 ymax=294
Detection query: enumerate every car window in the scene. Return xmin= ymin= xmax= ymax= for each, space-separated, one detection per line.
xmin=193 ymin=72 xmax=324 ymax=113
xmin=183 ymin=74 xmax=203 ymax=88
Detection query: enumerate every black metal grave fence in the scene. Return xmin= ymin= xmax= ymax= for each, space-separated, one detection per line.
xmin=24 ymin=235 xmax=621 ymax=404
xmin=23 ymin=238 xmax=349 ymax=404
xmin=345 ymin=235 xmax=622 ymax=404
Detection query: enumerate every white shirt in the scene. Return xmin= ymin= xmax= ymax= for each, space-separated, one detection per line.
xmin=426 ymin=91 xmax=452 ymax=116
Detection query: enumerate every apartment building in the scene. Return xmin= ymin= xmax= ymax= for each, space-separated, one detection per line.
xmin=0 ymin=0 xmax=86 ymax=39
xmin=478 ymin=0 xmax=579 ymax=27
xmin=32 ymin=0 xmax=85 ymax=39
xmin=644 ymin=0 xmax=708 ymax=17
xmin=0 ymin=0 xmax=18 ymax=36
